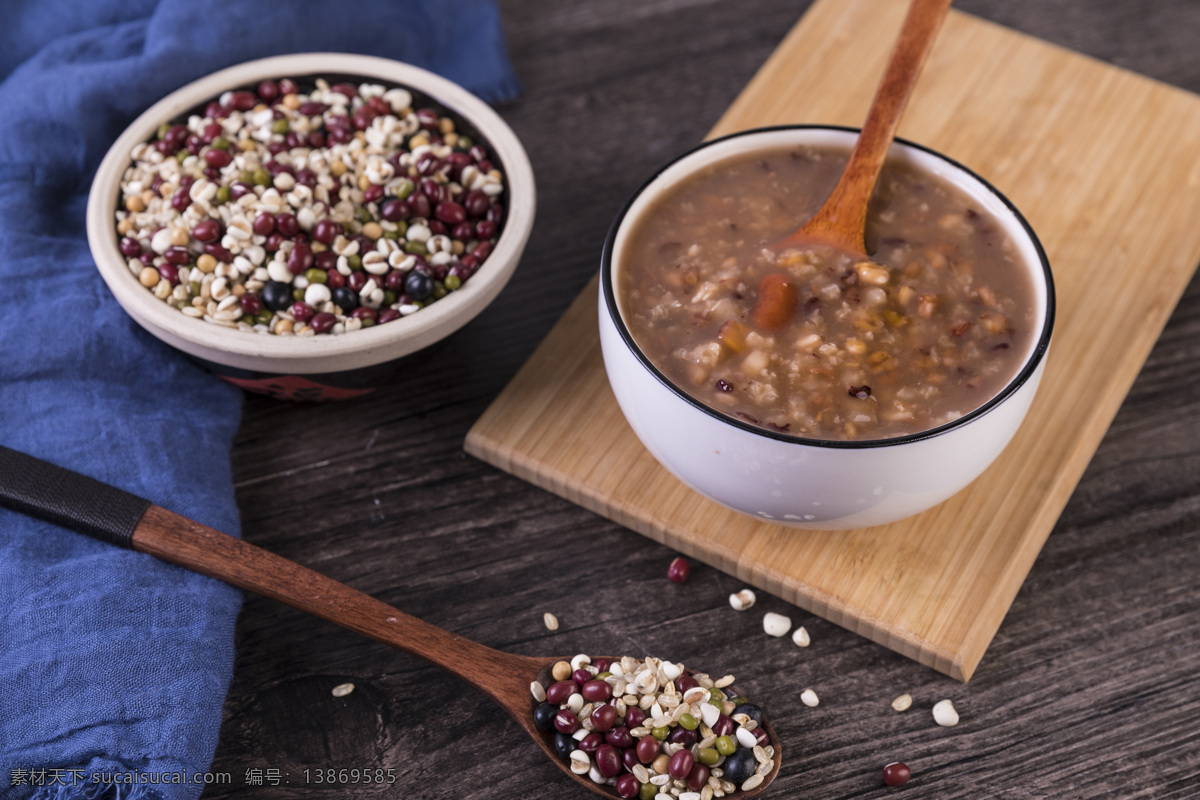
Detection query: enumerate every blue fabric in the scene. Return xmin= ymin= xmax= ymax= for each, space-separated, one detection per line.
xmin=0 ymin=2 xmax=517 ymax=798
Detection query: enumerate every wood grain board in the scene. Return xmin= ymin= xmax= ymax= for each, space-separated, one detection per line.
xmin=465 ymin=0 xmax=1200 ymax=681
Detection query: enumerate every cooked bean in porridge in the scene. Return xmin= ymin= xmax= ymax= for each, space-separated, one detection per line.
xmin=618 ymin=146 xmax=1036 ymax=441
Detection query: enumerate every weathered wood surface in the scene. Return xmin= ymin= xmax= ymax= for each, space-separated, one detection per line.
xmin=204 ymin=1 xmax=1200 ymax=797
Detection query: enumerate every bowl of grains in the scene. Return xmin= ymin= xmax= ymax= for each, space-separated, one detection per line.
xmin=599 ymin=126 xmax=1054 ymax=529
xmin=87 ymin=53 xmax=534 ymax=400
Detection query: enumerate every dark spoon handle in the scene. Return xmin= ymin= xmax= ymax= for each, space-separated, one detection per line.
xmin=0 ymin=445 xmax=149 ymax=548
xmin=0 ymin=444 xmax=536 ymax=707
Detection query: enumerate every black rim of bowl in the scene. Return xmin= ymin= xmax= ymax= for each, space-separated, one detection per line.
xmin=600 ymin=124 xmax=1056 ymax=451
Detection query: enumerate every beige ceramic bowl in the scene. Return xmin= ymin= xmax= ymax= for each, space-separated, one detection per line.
xmin=87 ymin=53 xmax=534 ymax=400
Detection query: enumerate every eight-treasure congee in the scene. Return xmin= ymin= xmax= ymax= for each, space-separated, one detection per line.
xmin=616 ymin=145 xmax=1038 ymax=442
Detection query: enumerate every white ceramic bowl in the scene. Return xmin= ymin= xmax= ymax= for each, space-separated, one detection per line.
xmin=87 ymin=53 xmax=534 ymax=400
xmin=599 ymin=126 xmax=1054 ymax=529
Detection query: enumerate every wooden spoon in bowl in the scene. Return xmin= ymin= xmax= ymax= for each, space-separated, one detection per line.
xmin=774 ymin=0 xmax=954 ymax=258
xmin=0 ymin=445 xmax=781 ymax=798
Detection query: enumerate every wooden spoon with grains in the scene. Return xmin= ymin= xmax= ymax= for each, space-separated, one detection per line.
xmin=0 ymin=445 xmax=781 ymax=798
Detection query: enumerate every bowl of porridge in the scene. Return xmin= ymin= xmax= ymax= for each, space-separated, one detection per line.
xmin=599 ymin=126 xmax=1054 ymax=529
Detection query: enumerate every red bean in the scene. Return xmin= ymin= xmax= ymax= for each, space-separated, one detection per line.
xmin=605 ymin=726 xmax=633 ymax=749
xmin=712 ymin=714 xmax=735 ymax=737
xmin=290 ymin=302 xmax=315 ymax=324
xmin=753 ymin=727 xmax=770 ymax=747
xmin=416 ymin=108 xmax=440 ymax=130
xmin=572 ymin=669 xmax=592 ymax=687
xmin=463 ymin=190 xmax=489 ymax=218
xmin=170 ymin=189 xmax=191 ymax=214
xmin=163 ymin=247 xmax=190 ymax=266
xmin=240 ymin=293 xmax=262 ymax=315
xmin=687 ymin=763 xmax=711 ymax=792
xmin=230 ymin=90 xmax=257 ymax=111
xmin=451 ymin=222 xmax=474 ymax=241
xmin=883 ymin=762 xmax=911 ymax=787
xmin=594 ymin=744 xmax=621 ymax=778
xmin=419 ymin=178 xmax=444 ymax=202
xmin=615 ymin=774 xmax=639 ymax=799
xmin=545 ymin=680 xmax=575 ymax=705
xmin=276 ymin=213 xmax=299 ymax=237
xmin=410 ymin=193 xmax=431 ymax=219
xmin=668 ymin=727 xmax=698 ymax=747
xmin=636 ymin=735 xmax=659 ymax=764
xmin=486 ymin=203 xmax=505 ymax=224
xmin=436 ymin=201 xmax=466 ymax=225
xmin=252 ymin=213 xmax=276 ymax=236
xmin=552 ymin=709 xmax=579 ymax=735
xmin=468 ymin=144 xmax=488 ymax=163
xmin=326 ymin=270 xmax=346 ymax=289
xmin=204 ymin=148 xmax=231 ymax=168
xmin=445 ymin=151 xmax=472 ymax=179
xmin=192 ymin=220 xmax=221 ymax=242
xmin=331 ymin=82 xmax=358 ymax=99
xmin=622 ymin=748 xmax=639 ymax=770
xmin=204 ymin=243 xmax=234 ymax=264
xmin=675 ymin=674 xmax=699 ymax=694
xmin=296 ymin=168 xmax=318 ymax=188
xmin=428 ymin=220 xmax=446 ymax=236
xmin=119 ymin=237 xmax=142 ymax=257
xmin=472 ymin=240 xmax=493 ymax=263
xmin=158 ymin=263 xmax=179 ymax=285
xmin=416 ymin=154 xmax=441 ymax=177
xmin=355 ymin=105 xmax=381 ymax=128
xmin=378 ymin=308 xmax=401 ymax=324
xmin=230 ymin=181 xmax=254 ymax=200
xmin=264 ymin=233 xmax=285 ymax=252
xmin=204 ymin=101 xmax=223 ymax=119
xmin=363 ymin=184 xmax=385 ymax=204
xmin=288 ymin=242 xmax=314 ymax=275
xmin=353 ymin=272 xmax=373 ymax=292
xmin=668 ymin=749 xmax=694 ymax=780
xmin=457 ymin=254 xmax=479 ymax=274
xmin=313 ymin=219 xmax=341 ymax=245
xmin=624 ymin=707 xmax=646 ymax=729
xmin=581 ymin=679 xmax=612 ymax=703
xmin=381 ymin=199 xmax=411 ymax=222
xmin=314 ymin=251 xmax=337 ymax=271
xmin=578 ymin=732 xmax=604 ymax=754
xmin=298 ymin=101 xmax=327 ymax=116
xmin=278 ymin=78 xmax=298 ymax=96
xmin=256 ymin=80 xmax=279 ymax=102
xmin=201 ymin=123 xmax=223 ymax=143
xmin=475 ymin=219 xmax=498 ymax=240
xmin=590 ymin=704 xmax=618 ymax=733
xmin=350 ymin=306 xmax=377 ymax=322
xmin=667 ymin=556 xmax=690 ymax=583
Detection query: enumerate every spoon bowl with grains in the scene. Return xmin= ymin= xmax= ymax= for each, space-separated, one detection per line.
xmin=0 ymin=445 xmax=781 ymax=799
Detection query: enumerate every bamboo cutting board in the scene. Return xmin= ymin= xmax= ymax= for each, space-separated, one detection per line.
xmin=466 ymin=0 xmax=1200 ymax=680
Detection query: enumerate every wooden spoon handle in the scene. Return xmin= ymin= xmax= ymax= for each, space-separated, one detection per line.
xmin=133 ymin=505 xmax=518 ymax=684
xmin=781 ymin=0 xmax=953 ymax=254
xmin=0 ymin=445 xmax=535 ymax=708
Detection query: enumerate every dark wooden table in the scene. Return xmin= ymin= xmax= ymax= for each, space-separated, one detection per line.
xmin=204 ymin=1 xmax=1200 ymax=797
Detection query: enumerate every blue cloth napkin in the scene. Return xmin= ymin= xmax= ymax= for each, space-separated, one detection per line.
xmin=0 ymin=3 xmax=517 ymax=798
